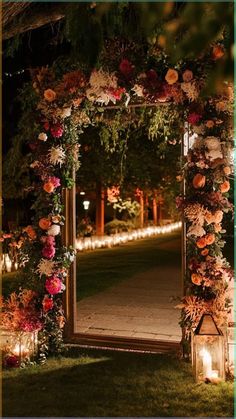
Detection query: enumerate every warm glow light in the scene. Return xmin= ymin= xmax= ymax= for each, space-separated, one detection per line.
xmin=5 ymin=254 xmax=12 ymax=273
xmin=83 ymin=200 xmax=90 ymax=210
xmin=76 ymin=222 xmax=182 ymax=251
xmin=200 ymin=348 xmax=212 ymax=378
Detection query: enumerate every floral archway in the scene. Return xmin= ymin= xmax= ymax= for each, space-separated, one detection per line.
xmin=2 ymin=38 xmax=233 ymax=358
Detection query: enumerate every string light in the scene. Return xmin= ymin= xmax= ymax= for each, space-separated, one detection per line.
xmin=4 ymin=68 xmax=29 ymax=78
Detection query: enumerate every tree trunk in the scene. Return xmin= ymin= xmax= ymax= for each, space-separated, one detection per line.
xmin=96 ymin=183 xmax=104 ymax=236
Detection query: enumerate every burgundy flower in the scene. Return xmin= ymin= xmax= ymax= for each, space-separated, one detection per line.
xmin=43 ymin=121 xmax=50 ymax=131
xmin=50 ymin=124 xmax=64 ymax=138
xmin=5 ymin=355 xmax=20 ymax=368
xmin=187 ymin=113 xmax=202 ymax=125
xmin=146 ymin=69 xmax=158 ymax=83
xmin=119 ymin=59 xmax=134 ymax=77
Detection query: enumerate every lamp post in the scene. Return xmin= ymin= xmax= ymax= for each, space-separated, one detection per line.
xmin=83 ymin=200 xmax=90 ymax=215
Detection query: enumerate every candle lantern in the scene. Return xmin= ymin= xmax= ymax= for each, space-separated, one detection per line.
xmin=0 ymin=329 xmax=38 ymax=367
xmin=192 ymin=314 xmax=225 ymax=383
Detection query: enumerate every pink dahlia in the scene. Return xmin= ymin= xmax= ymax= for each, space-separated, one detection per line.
xmin=45 ymin=276 xmax=62 ymax=295
xmin=48 ymin=176 xmax=61 ymax=188
xmin=42 ymin=245 xmax=55 ymax=259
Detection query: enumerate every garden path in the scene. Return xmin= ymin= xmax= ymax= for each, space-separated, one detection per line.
xmin=75 ymin=239 xmax=182 ymax=342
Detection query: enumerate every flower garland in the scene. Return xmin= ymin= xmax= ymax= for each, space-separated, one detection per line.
xmin=4 ymin=39 xmax=232 ymax=356
xmin=177 ymin=90 xmax=234 ymax=335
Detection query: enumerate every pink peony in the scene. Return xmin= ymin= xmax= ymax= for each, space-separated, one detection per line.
xmin=48 ymin=176 xmax=61 ymax=188
xmin=42 ymin=245 xmax=55 ymax=259
xmin=41 ymin=235 xmax=55 ymax=246
xmin=45 ymin=276 xmax=62 ymax=295
xmin=50 ymin=124 xmax=64 ymax=138
xmin=119 ymin=59 xmax=134 ymax=77
xmin=187 ymin=113 xmax=202 ymax=125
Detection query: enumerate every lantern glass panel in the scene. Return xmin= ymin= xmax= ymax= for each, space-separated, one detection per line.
xmin=193 ymin=334 xmax=225 ymax=382
xmin=0 ymin=330 xmax=38 ymax=366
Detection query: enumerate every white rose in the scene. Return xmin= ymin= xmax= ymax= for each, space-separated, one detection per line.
xmin=47 ymin=224 xmax=60 ymax=236
xmin=38 ymin=132 xmax=48 ymax=142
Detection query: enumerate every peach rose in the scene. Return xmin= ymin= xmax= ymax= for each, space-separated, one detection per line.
xmin=214 ymin=223 xmax=222 ymax=233
xmin=43 ymin=182 xmax=55 ymax=194
xmin=201 ymin=248 xmax=209 ymax=256
xmin=44 ymin=89 xmax=56 ymax=102
xmin=182 ymin=69 xmax=193 ymax=83
xmin=220 ymin=180 xmax=230 ymax=193
xmin=193 ymin=173 xmax=206 ymax=189
xmin=212 ymin=45 xmax=224 ymax=60
xmin=51 ymin=215 xmax=62 ymax=224
xmin=196 ymin=237 xmax=207 ymax=249
xmin=165 ymin=68 xmax=179 ymax=85
xmin=205 ymin=120 xmax=215 ymax=128
xmin=24 ymin=225 xmax=37 ymax=240
xmin=205 ymin=212 xmax=214 ymax=224
xmin=205 ymin=233 xmax=215 ymax=245
xmin=191 ymin=273 xmax=202 ymax=286
xmin=39 ymin=218 xmax=52 ymax=230
xmin=223 ymin=166 xmax=231 ymax=176
xmin=214 ymin=210 xmax=223 ymax=224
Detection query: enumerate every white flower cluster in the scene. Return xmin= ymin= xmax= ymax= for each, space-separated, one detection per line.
xmin=204 ymin=136 xmax=223 ymax=161
xmin=48 ymin=146 xmax=66 ymax=166
xmin=37 ymin=259 xmax=55 ymax=277
xmin=181 ymin=81 xmax=199 ymax=102
xmin=86 ymin=69 xmax=118 ymax=105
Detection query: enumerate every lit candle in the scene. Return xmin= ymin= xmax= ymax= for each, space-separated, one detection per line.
xmin=200 ymin=348 xmax=212 ymax=378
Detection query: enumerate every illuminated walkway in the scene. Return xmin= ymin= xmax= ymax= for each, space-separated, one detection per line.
xmin=75 ymin=237 xmax=182 ymax=342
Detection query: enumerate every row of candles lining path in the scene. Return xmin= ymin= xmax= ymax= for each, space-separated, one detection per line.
xmin=1 ymin=222 xmax=182 ymax=273
xmin=75 ymin=222 xmax=182 ymax=251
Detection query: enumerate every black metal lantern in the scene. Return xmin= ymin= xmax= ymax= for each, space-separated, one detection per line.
xmin=192 ymin=314 xmax=225 ymax=382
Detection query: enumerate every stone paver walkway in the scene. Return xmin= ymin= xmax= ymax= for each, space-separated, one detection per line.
xmin=76 ymin=251 xmax=182 ymax=342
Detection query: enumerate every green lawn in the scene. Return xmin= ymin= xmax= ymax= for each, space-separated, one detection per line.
xmin=3 ymin=348 xmax=233 ymax=417
xmin=76 ymin=231 xmax=181 ymax=300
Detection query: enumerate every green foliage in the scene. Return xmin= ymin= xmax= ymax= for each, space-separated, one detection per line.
xmin=104 ymin=219 xmax=135 ymax=235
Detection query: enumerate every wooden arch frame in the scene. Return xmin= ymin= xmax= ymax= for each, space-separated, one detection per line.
xmin=62 ymin=102 xmax=185 ymax=353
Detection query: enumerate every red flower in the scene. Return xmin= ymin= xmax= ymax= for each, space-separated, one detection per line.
xmin=42 ymin=296 xmax=54 ymax=312
xmin=187 ymin=113 xmax=202 ymax=125
xmin=44 ymin=121 xmax=50 ymax=131
xmin=50 ymin=124 xmax=64 ymax=138
xmin=119 ymin=59 xmax=134 ymax=77
xmin=109 ymin=87 xmax=125 ymax=100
